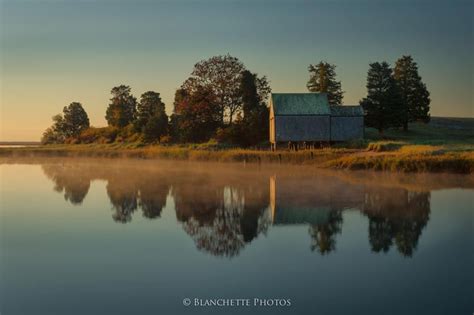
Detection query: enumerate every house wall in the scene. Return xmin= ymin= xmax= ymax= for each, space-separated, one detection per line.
xmin=330 ymin=116 xmax=364 ymax=141
xmin=269 ymin=106 xmax=275 ymax=143
xmin=274 ymin=115 xmax=330 ymax=142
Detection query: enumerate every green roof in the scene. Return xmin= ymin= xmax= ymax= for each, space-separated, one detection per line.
xmin=273 ymin=206 xmax=332 ymax=225
xmin=271 ymin=93 xmax=330 ymax=115
xmin=330 ymin=105 xmax=364 ymax=116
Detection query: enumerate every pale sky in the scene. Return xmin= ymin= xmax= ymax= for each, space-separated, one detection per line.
xmin=1 ymin=0 xmax=472 ymax=141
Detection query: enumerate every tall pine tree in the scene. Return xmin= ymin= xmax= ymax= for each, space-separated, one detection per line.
xmin=307 ymin=61 xmax=344 ymax=105
xmin=394 ymin=55 xmax=431 ymax=130
xmin=239 ymin=70 xmax=269 ymax=145
xmin=360 ymin=62 xmax=403 ymax=135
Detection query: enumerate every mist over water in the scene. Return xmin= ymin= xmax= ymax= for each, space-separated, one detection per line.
xmin=1 ymin=159 xmax=473 ymax=315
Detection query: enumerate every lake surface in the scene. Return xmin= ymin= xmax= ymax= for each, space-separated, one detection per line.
xmin=1 ymin=158 xmax=473 ymax=315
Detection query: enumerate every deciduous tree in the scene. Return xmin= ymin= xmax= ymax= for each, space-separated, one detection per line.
xmin=180 ymin=54 xmax=270 ymax=124
xmin=105 ymin=85 xmax=137 ymax=128
xmin=62 ymin=102 xmax=90 ymax=137
xmin=134 ymin=91 xmax=166 ymax=132
xmin=172 ymin=86 xmax=221 ymax=142
xmin=143 ymin=111 xmax=168 ymax=143
xmin=41 ymin=103 xmax=90 ymax=144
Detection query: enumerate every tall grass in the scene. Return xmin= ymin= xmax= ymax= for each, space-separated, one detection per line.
xmin=2 ymin=119 xmax=473 ymax=173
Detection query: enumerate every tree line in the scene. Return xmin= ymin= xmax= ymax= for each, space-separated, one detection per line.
xmin=307 ymin=56 xmax=430 ymax=134
xmin=42 ymin=54 xmax=431 ymax=145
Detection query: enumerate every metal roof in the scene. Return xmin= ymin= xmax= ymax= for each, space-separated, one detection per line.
xmin=330 ymin=105 xmax=364 ymax=116
xmin=273 ymin=206 xmax=332 ymax=225
xmin=271 ymin=93 xmax=330 ymax=115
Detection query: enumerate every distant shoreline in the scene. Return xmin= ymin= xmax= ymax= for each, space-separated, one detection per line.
xmin=0 ymin=141 xmax=40 ymax=146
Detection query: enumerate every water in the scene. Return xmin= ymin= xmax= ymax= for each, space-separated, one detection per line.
xmin=1 ymin=158 xmax=472 ymax=315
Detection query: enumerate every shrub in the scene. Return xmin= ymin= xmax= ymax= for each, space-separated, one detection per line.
xmin=78 ymin=127 xmax=118 ymax=144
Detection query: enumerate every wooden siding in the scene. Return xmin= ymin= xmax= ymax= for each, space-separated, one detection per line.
xmin=274 ymin=116 xmax=330 ymax=142
xmin=269 ymin=103 xmax=275 ymax=143
xmin=330 ymin=116 xmax=364 ymax=141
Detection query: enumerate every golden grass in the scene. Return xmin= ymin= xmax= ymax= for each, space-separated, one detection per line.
xmin=2 ymin=119 xmax=473 ymax=173
xmin=1 ymin=143 xmax=473 ymax=173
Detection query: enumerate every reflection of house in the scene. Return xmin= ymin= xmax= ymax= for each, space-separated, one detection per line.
xmin=269 ymin=175 xmax=364 ymax=225
xmin=269 ymin=93 xmax=364 ymax=149
xmin=269 ymin=175 xmax=431 ymax=257
xmin=269 ymin=175 xmax=354 ymax=254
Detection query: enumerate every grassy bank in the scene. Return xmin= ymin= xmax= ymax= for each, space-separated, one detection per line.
xmin=1 ymin=117 xmax=473 ymax=173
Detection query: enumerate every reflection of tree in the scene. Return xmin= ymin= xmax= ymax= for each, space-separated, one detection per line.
xmin=363 ymin=190 xmax=430 ymax=257
xmin=106 ymin=181 xmax=138 ymax=224
xmin=40 ymin=161 xmax=436 ymax=258
xmin=105 ymin=175 xmax=170 ymax=223
xmin=309 ymin=211 xmax=343 ymax=255
xmin=175 ymin=183 xmax=270 ymax=258
xmin=368 ymin=217 xmax=393 ymax=253
xmin=42 ymin=165 xmax=90 ymax=205
xmin=138 ymin=180 xmax=168 ymax=219
xmin=42 ymin=163 xmax=170 ymax=222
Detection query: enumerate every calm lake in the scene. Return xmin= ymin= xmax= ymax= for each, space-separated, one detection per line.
xmin=0 ymin=158 xmax=472 ymax=315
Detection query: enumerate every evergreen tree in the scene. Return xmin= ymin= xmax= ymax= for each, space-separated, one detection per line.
xmin=135 ymin=91 xmax=166 ymax=132
xmin=238 ymin=70 xmax=269 ymax=145
xmin=105 ymin=85 xmax=137 ymax=128
xmin=360 ymin=62 xmax=403 ymax=134
xmin=307 ymin=61 xmax=344 ymax=105
xmin=240 ymin=70 xmax=260 ymax=119
xmin=394 ymin=55 xmax=431 ymax=130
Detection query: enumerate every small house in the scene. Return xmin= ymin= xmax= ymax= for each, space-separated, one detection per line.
xmin=269 ymin=93 xmax=364 ymax=150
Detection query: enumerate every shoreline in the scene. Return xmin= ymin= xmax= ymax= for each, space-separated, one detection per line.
xmin=1 ymin=144 xmax=473 ymax=174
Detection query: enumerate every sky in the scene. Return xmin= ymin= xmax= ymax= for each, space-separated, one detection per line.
xmin=1 ymin=0 xmax=472 ymax=141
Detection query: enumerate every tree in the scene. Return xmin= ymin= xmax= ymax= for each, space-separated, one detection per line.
xmin=309 ymin=211 xmax=343 ymax=255
xmin=172 ymin=86 xmax=221 ymax=142
xmin=238 ymin=70 xmax=269 ymax=145
xmin=360 ymin=62 xmax=403 ymax=134
xmin=62 ymin=102 xmax=90 ymax=137
xmin=180 ymin=54 xmax=271 ymax=124
xmin=143 ymin=111 xmax=168 ymax=143
xmin=394 ymin=55 xmax=431 ymax=130
xmin=41 ymin=114 xmax=67 ymax=144
xmin=134 ymin=91 xmax=166 ymax=132
xmin=307 ymin=61 xmax=344 ymax=105
xmin=41 ymin=102 xmax=89 ymax=144
xmin=215 ymin=70 xmax=270 ymax=146
xmin=105 ymin=85 xmax=137 ymax=128
xmin=240 ymin=70 xmax=260 ymax=118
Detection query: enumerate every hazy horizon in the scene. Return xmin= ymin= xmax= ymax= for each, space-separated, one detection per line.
xmin=1 ymin=0 xmax=472 ymax=141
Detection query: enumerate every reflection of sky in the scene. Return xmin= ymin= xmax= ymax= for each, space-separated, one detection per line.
xmin=1 ymin=0 xmax=473 ymax=140
xmin=1 ymin=163 xmax=472 ymax=314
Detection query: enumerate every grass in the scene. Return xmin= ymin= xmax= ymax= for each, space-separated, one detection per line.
xmin=1 ymin=117 xmax=473 ymax=173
